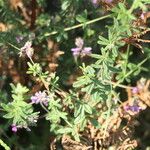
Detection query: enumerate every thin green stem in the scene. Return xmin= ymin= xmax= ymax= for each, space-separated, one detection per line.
xmin=93 ymin=77 xmax=133 ymax=89
xmin=115 ymin=56 xmax=149 ymax=88
xmin=129 ymin=0 xmax=139 ymax=13
xmin=7 ymin=42 xmax=20 ymax=51
xmin=103 ymin=79 xmax=133 ymax=89
xmin=123 ymin=44 xmax=130 ymax=75
xmin=40 ymin=76 xmax=50 ymax=93
xmin=64 ymin=119 xmax=72 ymax=127
xmin=44 ymin=15 xmax=111 ymax=36
xmin=102 ymin=92 xmax=112 ymax=138
xmin=124 ymin=57 xmax=149 ymax=79
xmin=0 ymin=139 xmax=10 ymax=150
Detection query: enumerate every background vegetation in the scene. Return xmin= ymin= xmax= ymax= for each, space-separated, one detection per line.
xmin=0 ymin=0 xmax=150 ymax=150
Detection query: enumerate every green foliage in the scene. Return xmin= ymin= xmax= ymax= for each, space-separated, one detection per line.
xmin=130 ymin=0 xmax=150 ymax=12
xmin=0 ymin=0 xmax=150 ymax=149
xmin=1 ymin=83 xmax=39 ymax=128
xmin=27 ymin=62 xmax=43 ymax=76
xmin=76 ymin=10 xmax=88 ymax=23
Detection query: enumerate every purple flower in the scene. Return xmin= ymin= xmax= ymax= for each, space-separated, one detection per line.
xmin=124 ymin=102 xmax=142 ymax=113
xmin=91 ymin=0 xmax=98 ymax=4
xmin=19 ymin=41 xmax=34 ymax=58
xmin=31 ymin=91 xmax=49 ymax=106
xmin=82 ymin=47 xmax=92 ymax=55
xmin=11 ymin=125 xmax=18 ymax=133
xmin=91 ymin=0 xmax=99 ymax=7
xmin=140 ymin=13 xmax=145 ymax=20
xmin=125 ymin=105 xmax=141 ymax=112
xmin=16 ymin=36 xmax=23 ymax=43
xmin=132 ymin=87 xmax=139 ymax=94
xmin=71 ymin=48 xmax=81 ymax=56
xmin=71 ymin=37 xmax=92 ymax=57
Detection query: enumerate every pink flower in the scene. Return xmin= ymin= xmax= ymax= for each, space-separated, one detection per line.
xmin=82 ymin=47 xmax=92 ymax=55
xmin=124 ymin=105 xmax=141 ymax=112
xmin=132 ymin=87 xmax=139 ymax=94
xmin=91 ymin=0 xmax=99 ymax=7
xmin=71 ymin=48 xmax=81 ymax=56
xmin=16 ymin=36 xmax=23 ymax=43
xmin=91 ymin=0 xmax=98 ymax=4
xmin=140 ymin=13 xmax=145 ymax=20
xmin=124 ymin=100 xmax=142 ymax=113
xmin=11 ymin=125 xmax=17 ymax=133
xmin=71 ymin=37 xmax=92 ymax=57
xmin=31 ymin=91 xmax=49 ymax=106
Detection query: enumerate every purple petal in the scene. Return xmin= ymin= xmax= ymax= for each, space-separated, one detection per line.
xmin=140 ymin=13 xmax=145 ymax=20
xmin=132 ymin=87 xmax=139 ymax=94
xmin=130 ymin=106 xmax=141 ymax=112
xmin=71 ymin=48 xmax=81 ymax=52
xmin=82 ymin=47 xmax=92 ymax=55
xmin=124 ymin=104 xmax=141 ymax=112
xmin=16 ymin=36 xmax=23 ymax=43
xmin=11 ymin=125 xmax=17 ymax=132
xmin=43 ymin=101 xmax=48 ymax=106
xmin=73 ymin=51 xmax=80 ymax=56
xmin=31 ymin=96 xmax=40 ymax=104
xmin=92 ymin=0 xmax=97 ymax=4
xmin=91 ymin=0 xmax=99 ymax=7
xmin=124 ymin=105 xmax=130 ymax=111
xmin=31 ymin=91 xmax=49 ymax=105
xmin=71 ymin=48 xmax=81 ymax=56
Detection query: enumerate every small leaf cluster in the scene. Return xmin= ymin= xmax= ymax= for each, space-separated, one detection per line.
xmin=1 ymin=83 xmax=39 ymax=129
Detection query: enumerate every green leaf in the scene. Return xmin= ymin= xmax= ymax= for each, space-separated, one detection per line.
xmin=1 ymin=103 xmax=10 ymax=111
xmin=74 ymin=115 xmax=85 ymax=124
xmin=91 ymin=54 xmax=101 ymax=59
xmin=74 ymin=106 xmax=85 ymax=124
xmin=57 ymin=127 xmax=72 ymax=134
xmin=82 ymin=83 xmax=95 ymax=94
xmin=74 ymin=105 xmax=82 ymax=117
xmin=73 ymin=77 xmax=91 ymax=88
xmin=61 ymin=1 xmax=70 ymax=10
xmin=76 ymin=15 xmax=87 ymax=23
xmin=86 ymin=66 xmax=95 ymax=75
xmin=90 ymin=118 xmax=101 ymax=128
xmin=76 ymin=10 xmax=87 ymax=23
xmin=3 ymin=113 xmax=14 ymax=119
xmin=84 ymin=104 xmax=92 ymax=114
xmin=108 ymin=66 xmax=121 ymax=73
xmin=98 ymin=35 xmax=109 ymax=46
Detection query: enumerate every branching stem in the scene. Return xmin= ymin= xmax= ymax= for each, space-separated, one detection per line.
xmin=44 ymin=15 xmax=111 ymax=36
